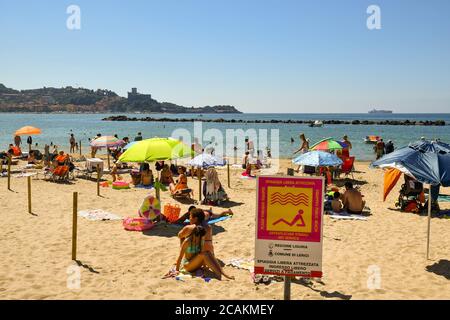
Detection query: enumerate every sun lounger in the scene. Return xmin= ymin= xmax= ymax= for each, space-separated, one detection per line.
xmin=171 ymin=188 xmax=193 ymax=200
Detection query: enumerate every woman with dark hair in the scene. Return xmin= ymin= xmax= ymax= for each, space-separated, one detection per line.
xmin=174 ymin=208 xmax=234 ymax=280
xmin=160 ymin=164 xmax=174 ymax=185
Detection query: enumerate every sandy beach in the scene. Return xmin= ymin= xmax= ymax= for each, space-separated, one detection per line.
xmin=0 ymin=158 xmax=449 ymax=300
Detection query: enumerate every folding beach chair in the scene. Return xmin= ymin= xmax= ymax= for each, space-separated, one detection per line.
xmin=340 ymin=156 xmax=355 ymax=180
xmin=171 ymin=188 xmax=194 ymax=201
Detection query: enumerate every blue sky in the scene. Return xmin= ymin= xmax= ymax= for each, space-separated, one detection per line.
xmin=1 ymin=0 xmax=449 ymax=113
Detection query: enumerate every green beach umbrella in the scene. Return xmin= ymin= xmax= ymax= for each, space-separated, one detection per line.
xmin=118 ymin=137 xmax=194 ymax=163
xmin=310 ymin=137 xmax=347 ymax=151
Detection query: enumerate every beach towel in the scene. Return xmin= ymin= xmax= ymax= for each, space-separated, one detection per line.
xmin=135 ymin=184 xmax=154 ymax=190
xmin=14 ymin=172 xmax=37 ymax=178
xmin=327 ymin=212 xmax=367 ymax=221
xmin=168 ymin=215 xmax=233 ymax=227
xmin=162 ymin=265 xmax=211 ymax=283
xmin=438 ymin=195 xmax=450 ymax=202
xmin=78 ymin=209 xmax=122 ymax=221
xmin=225 ymin=258 xmax=254 ymax=272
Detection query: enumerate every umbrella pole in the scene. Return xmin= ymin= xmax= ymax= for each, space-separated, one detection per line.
xmin=227 ymin=163 xmax=231 ymax=189
xmin=426 ymin=184 xmax=432 ymax=260
xmin=155 ymin=177 xmax=161 ymax=202
xmin=198 ymin=168 xmax=202 ymax=203
xmin=107 ymin=150 xmax=111 ymax=171
xmin=7 ymin=156 xmax=11 ymax=191
xmin=97 ymin=164 xmax=101 ymax=197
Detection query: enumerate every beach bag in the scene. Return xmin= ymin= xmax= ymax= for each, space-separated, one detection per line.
xmin=123 ymin=217 xmax=155 ymax=231
xmin=163 ymin=204 xmax=181 ymax=223
xmin=404 ymin=201 xmax=419 ymax=213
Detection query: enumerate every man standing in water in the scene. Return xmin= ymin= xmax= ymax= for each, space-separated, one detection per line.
xmin=134 ymin=132 xmax=143 ymax=141
xmin=26 ymin=136 xmax=33 ymax=152
xmin=293 ymin=133 xmax=309 ymax=173
xmin=69 ymin=134 xmax=76 ymax=154
xmin=375 ymin=138 xmax=385 ymax=159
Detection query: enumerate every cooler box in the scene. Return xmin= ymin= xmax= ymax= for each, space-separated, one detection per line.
xmin=86 ymin=158 xmax=104 ymax=172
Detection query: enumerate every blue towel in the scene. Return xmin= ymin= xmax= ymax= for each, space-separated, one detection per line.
xmin=135 ymin=184 xmax=154 ymax=189
xmin=438 ymin=195 xmax=450 ymax=202
xmin=170 ymin=215 xmax=232 ymax=227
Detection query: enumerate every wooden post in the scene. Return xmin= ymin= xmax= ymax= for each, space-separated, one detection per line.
xmin=7 ymin=156 xmax=11 ymax=190
xmin=97 ymin=164 xmax=100 ymax=196
xmin=107 ymin=150 xmax=111 ymax=171
xmin=72 ymin=192 xmax=78 ymax=260
xmin=155 ymin=177 xmax=160 ymax=202
xmin=79 ymin=140 xmax=82 ymax=157
xmin=227 ymin=163 xmax=231 ymax=188
xmin=27 ymin=176 xmax=32 ymax=213
xmin=198 ymin=168 xmax=202 ymax=202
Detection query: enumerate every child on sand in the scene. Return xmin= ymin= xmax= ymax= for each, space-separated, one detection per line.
xmin=331 ymin=192 xmax=343 ymax=213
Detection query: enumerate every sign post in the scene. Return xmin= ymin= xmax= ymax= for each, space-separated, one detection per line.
xmin=27 ymin=176 xmax=32 ymax=213
xmin=72 ymin=192 xmax=78 ymax=260
xmin=254 ymin=176 xmax=324 ymax=300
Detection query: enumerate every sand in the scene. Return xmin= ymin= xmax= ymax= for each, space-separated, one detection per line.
xmin=0 ymin=158 xmax=449 ymax=300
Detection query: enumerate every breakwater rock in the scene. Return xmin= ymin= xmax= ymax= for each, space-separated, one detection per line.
xmin=102 ymin=115 xmax=446 ymax=126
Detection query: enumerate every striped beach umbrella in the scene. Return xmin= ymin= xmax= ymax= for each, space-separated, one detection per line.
xmin=90 ymin=136 xmax=125 ymax=170
xmin=90 ymin=136 xmax=125 ymax=148
xmin=310 ymin=137 xmax=347 ymax=151
xmin=188 ymin=153 xmax=227 ymax=169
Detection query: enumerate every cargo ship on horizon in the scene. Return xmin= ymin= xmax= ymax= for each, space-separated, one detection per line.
xmin=368 ymin=108 xmax=393 ymax=114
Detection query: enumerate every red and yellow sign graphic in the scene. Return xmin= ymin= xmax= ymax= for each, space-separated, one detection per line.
xmin=267 ymin=187 xmax=313 ymax=233
xmin=257 ymin=176 xmax=323 ymax=242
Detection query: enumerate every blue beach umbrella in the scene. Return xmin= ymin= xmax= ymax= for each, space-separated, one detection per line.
xmin=371 ymin=140 xmax=450 ymax=187
xmin=292 ymin=151 xmax=343 ymax=167
xmin=371 ymin=139 xmax=450 ymax=259
xmin=188 ymin=153 xmax=227 ymax=169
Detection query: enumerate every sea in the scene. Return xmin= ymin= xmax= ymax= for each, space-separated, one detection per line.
xmin=1 ymin=113 xmax=449 ymax=161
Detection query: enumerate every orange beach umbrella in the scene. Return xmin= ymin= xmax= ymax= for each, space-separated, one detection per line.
xmin=14 ymin=126 xmax=42 ymax=136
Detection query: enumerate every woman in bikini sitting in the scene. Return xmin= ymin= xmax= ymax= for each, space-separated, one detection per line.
xmin=160 ymin=164 xmax=174 ymax=185
xmin=169 ymin=166 xmax=191 ymax=196
xmin=173 ymin=208 xmax=234 ymax=280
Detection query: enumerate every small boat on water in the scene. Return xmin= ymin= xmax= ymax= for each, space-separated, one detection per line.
xmin=309 ymin=120 xmax=324 ymax=127
xmin=364 ymin=135 xmax=381 ymax=144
